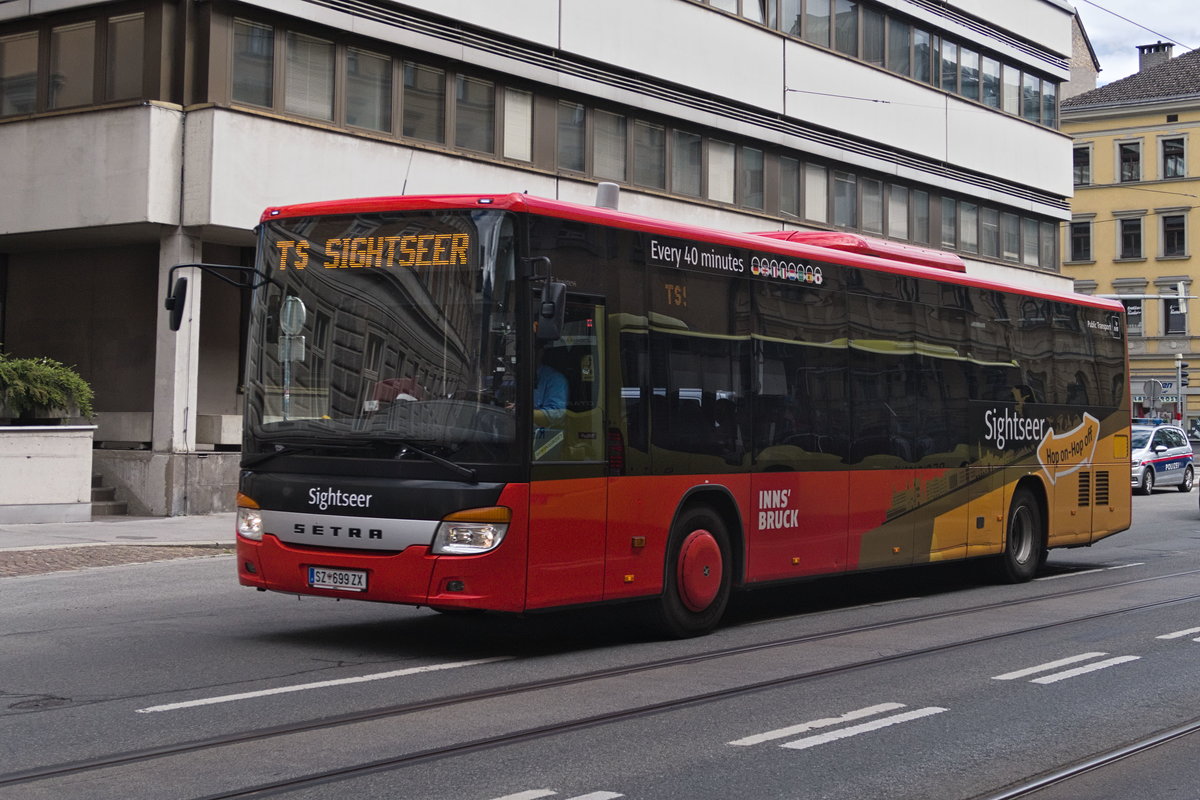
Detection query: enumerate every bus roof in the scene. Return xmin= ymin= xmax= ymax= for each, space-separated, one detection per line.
xmin=261 ymin=193 xmax=1122 ymax=313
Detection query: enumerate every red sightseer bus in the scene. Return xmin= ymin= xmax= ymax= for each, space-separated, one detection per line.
xmin=222 ymin=191 xmax=1131 ymax=636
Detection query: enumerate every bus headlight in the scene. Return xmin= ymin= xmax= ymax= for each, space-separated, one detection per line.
xmin=432 ymin=506 xmax=511 ymax=555
xmin=237 ymin=493 xmax=264 ymax=541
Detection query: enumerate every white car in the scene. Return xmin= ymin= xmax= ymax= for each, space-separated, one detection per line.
xmin=1130 ymin=424 xmax=1195 ymax=494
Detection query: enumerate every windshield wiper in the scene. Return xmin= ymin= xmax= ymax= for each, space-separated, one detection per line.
xmin=386 ymin=438 xmax=477 ymax=483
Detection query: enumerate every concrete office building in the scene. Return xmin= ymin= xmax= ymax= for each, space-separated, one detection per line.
xmin=0 ymin=0 xmax=1077 ymax=514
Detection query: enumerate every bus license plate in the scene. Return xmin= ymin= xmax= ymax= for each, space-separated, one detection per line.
xmin=308 ymin=566 xmax=367 ymax=592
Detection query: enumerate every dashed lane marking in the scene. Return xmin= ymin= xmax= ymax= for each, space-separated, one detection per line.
xmin=729 ymin=703 xmax=946 ymax=752
xmin=992 ymin=652 xmax=1140 ymax=684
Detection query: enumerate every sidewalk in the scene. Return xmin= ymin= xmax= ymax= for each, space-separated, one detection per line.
xmin=0 ymin=513 xmax=236 ymax=551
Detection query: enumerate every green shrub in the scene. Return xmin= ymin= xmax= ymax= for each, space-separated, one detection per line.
xmin=0 ymin=351 xmax=95 ymax=419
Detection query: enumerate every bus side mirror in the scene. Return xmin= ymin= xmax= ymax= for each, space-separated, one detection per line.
xmin=165 ymin=276 xmax=188 ymax=331
xmin=536 ymin=281 xmax=567 ymax=341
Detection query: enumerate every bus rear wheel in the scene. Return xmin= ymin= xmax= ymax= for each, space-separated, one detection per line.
xmin=653 ymin=506 xmax=732 ymax=638
xmin=990 ymin=487 xmax=1044 ymax=583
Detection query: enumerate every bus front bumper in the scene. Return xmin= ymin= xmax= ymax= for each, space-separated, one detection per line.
xmin=236 ymin=534 xmax=525 ymax=612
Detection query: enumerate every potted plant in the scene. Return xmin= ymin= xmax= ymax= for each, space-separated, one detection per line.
xmin=0 ymin=351 xmax=95 ymax=423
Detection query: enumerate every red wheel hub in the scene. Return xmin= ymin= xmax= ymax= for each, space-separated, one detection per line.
xmin=677 ymin=529 xmax=723 ymax=612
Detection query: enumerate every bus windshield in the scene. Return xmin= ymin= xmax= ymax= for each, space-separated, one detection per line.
xmin=244 ymin=209 xmax=521 ymax=466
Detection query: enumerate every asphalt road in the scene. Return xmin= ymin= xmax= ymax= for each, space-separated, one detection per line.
xmin=2 ymin=487 xmax=1199 ymax=800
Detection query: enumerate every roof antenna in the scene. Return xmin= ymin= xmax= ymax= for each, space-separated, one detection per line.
xmin=596 ymin=182 xmax=619 ymax=210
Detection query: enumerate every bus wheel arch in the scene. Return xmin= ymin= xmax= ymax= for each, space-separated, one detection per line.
xmin=653 ymin=489 xmax=743 ymax=637
xmin=991 ymin=478 xmax=1047 ymax=583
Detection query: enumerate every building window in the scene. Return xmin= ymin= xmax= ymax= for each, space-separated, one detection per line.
xmin=673 ymin=130 xmax=704 ymax=197
xmin=502 ymin=88 xmax=532 ymax=161
xmin=940 ymin=41 xmax=958 ymax=93
xmin=861 ymin=177 xmax=883 ymax=234
xmin=912 ymin=29 xmax=932 ymax=83
xmin=49 ymin=21 xmax=96 ymax=109
xmin=1020 ymin=73 xmax=1040 ymax=123
xmin=863 ymin=8 xmax=884 ymax=67
xmin=593 ymin=110 xmax=627 ymax=181
xmin=912 ymin=190 xmax=930 ymax=244
xmin=1163 ymin=214 xmax=1187 ymax=257
xmin=106 ymin=13 xmax=144 ymax=101
xmin=0 ymin=31 xmax=39 ymax=115
xmin=233 ymin=20 xmax=274 ymax=108
xmin=980 ymin=56 xmax=1001 ymax=108
xmin=1040 ymin=81 xmax=1056 ymax=127
xmin=1073 ymin=147 xmax=1091 ymax=185
xmin=1001 ymin=212 xmax=1020 ymax=261
xmin=958 ymin=47 xmax=980 ymax=102
xmin=1001 ymin=64 xmax=1020 ymax=115
xmin=1123 ymin=299 xmax=1142 ymax=337
xmin=958 ymin=201 xmax=978 ymax=253
xmin=1162 ymin=137 xmax=1186 ymax=179
xmin=940 ymin=197 xmax=957 ymax=249
xmin=557 ymin=101 xmax=586 ymax=172
xmin=1069 ymin=221 xmax=1092 ymax=262
xmin=980 ymin=207 xmax=999 ymax=257
xmin=1039 ymin=221 xmax=1056 ymax=268
xmin=1118 ymin=142 xmax=1141 ymax=182
xmin=345 ymin=47 xmax=392 ymax=132
xmin=1119 ymin=218 xmax=1143 ymax=259
xmin=403 ymin=62 xmax=445 ymax=143
xmin=887 ymin=185 xmax=908 ymax=239
xmin=804 ymin=0 xmax=831 ymax=47
xmin=886 ymin=18 xmax=910 ymax=75
xmin=780 ymin=0 xmax=802 ymax=36
xmin=780 ymin=156 xmax=801 ymax=217
xmin=284 ymin=33 xmax=334 ymax=121
xmin=834 ymin=0 xmax=859 ymax=57
xmin=633 ymin=120 xmax=666 ymax=189
xmin=804 ymin=163 xmax=828 ymax=223
xmin=1021 ymin=217 xmax=1039 ymax=266
xmin=1165 ymin=297 xmax=1187 ymax=335
xmin=741 ymin=146 xmax=764 ymax=209
xmin=833 ymin=171 xmax=857 ymax=227
xmin=456 ymin=75 xmax=495 ymax=153
xmin=708 ymin=139 xmax=735 ymax=203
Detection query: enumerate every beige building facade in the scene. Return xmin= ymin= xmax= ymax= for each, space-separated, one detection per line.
xmin=1062 ymin=44 xmax=1200 ymax=430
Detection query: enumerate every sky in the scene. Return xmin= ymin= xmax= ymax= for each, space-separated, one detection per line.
xmin=1072 ymin=0 xmax=1200 ymax=85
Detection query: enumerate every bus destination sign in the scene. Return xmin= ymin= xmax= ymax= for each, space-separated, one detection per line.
xmin=644 ymin=235 xmax=823 ymax=286
xmin=274 ymin=233 xmax=472 ymax=271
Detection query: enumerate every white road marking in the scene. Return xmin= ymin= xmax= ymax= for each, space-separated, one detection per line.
xmin=1035 ymin=562 xmax=1144 ymax=581
xmin=728 ymin=703 xmax=906 ymax=746
xmin=1029 ymin=656 xmax=1141 ymax=684
xmin=490 ymin=792 xmax=621 ymax=800
xmin=779 ymin=706 xmax=947 ymax=750
xmin=1157 ymin=626 xmax=1200 ymax=640
xmin=991 ymin=652 xmax=1109 ymax=681
xmin=135 ymin=657 xmax=511 ymax=713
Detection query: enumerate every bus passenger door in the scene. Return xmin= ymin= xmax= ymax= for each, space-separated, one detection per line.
xmin=526 ymin=300 xmax=609 ymax=610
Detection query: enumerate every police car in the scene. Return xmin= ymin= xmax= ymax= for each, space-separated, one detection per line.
xmin=1130 ymin=423 xmax=1195 ymax=494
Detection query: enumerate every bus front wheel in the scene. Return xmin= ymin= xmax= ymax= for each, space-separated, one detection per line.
xmin=653 ymin=506 xmax=732 ymax=638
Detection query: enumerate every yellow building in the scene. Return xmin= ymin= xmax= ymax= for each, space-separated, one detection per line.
xmin=1062 ymin=43 xmax=1200 ymax=433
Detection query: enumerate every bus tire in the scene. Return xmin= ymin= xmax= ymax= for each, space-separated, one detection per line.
xmin=991 ymin=487 xmax=1044 ymax=583
xmin=653 ymin=506 xmax=732 ymax=638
